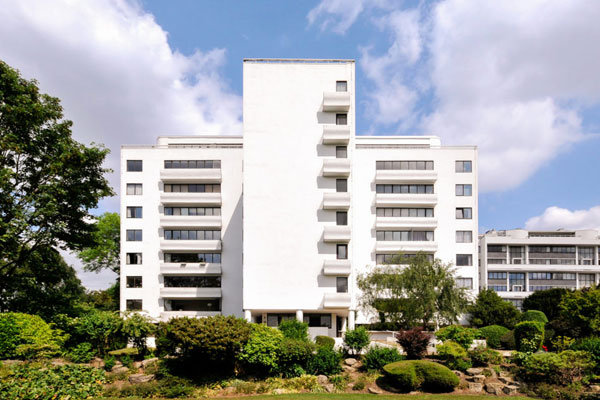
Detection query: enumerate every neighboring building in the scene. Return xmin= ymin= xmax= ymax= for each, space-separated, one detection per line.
xmin=120 ymin=59 xmax=479 ymax=337
xmin=479 ymin=229 xmax=600 ymax=308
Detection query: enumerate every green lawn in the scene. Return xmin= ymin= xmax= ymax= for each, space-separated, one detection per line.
xmin=102 ymin=394 xmax=535 ymax=400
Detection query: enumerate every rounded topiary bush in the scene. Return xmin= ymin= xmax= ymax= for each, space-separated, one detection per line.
xmin=514 ymin=321 xmax=545 ymax=352
xmin=362 ymin=346 xmax=404 ymax=371
xmin=521 ymin=310 xmax=548 ymax=325
xmin=383 ymin=360 xmax=459 ymax=392
xmin=500 ymin=330 xmax=516 ymax=350
xmin=477 ymin=325 xmax=509 ymax=349
xmin=315 ymin=335 xmax=335 ymax=350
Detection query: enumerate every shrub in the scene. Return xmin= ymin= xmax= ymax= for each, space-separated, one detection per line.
xmin=104 ymin=355 xmax=116 ymax=371
xmin=278 ymin=338 xmax=315 ymax=377
xmin=500 ymin=330 xmax=516 ymax=350
xmin=468 ymin=289 xmax=521 ymax=329
xmin=477 ymin=325 xmax=510 ymax=349
xmin=121 ymin=312 xmax=155 ymax=355
xmin=362 ymin=346 xmax=404 ymax=371
xmin=353 ymin=377 xmax=366 ymax=391
xmin=518 ymin=350 xmax=595 ymax=385
xmin=571 ymin=337 xmax=600 ymax=371
xmin=278 ymin=319 xmax=309 ymax=341
xmin=514 ymin=321 xmax=545 ymax=352
xmin=523 ymin=288 xmax=569 ymax=322
xmin=551 ymin=336 xmax=575 ymax=352
xmin=315 ymin=335 xmax=335 ymax=350
xmin=306 ymin=346 xmax=342 ymax=376
xmin=521 ymin=310 xmax=549 ymax=324
xmin=395 ymin=328 xmax=430 ymax=359
xmin=108 ymin=347 xmax=138 ymax=357
xmin=238 ymin=323 xmax=283 ymax=375
xmin=435 ymin=325 xmax=477 ymax=349
xmin=436 ymin=340 xmax=471 ymax=371
xmin=329 ymin=374 xmax=350 ymax=391
xmin=66 ymin=342 xmax=96 ymax=363
xmin=0 ymin=313 xmax=64 ymax=359
xmin=343 ymin=327 xmax=370 ymax=356
xmin=469 ymin=347 xmax=503 ymax=367
xmin=383 ymin=360 xmax=459 ymax=392
xmin=72 ymin=309 xmax=126 ymax=356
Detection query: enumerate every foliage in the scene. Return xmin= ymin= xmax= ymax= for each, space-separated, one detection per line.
xmin=306 ymin=346 xmax=342 ymax=376
xmin=362 ymin=346 xmax=404 ymax=371
xmin=278 ymin=338 xmax=316 ymax=377
xmin=521 ymin=310 xmax=549 ymax=324
xmin=0 ymin=60 xmax=113 ymax=280
xmin=558 ymin=286 xmax=600 ymax=338
xmin=552 ymin=336 xmax=575 ymax=352
xmin=103 ymin=375 xmax=196 ymax=398
xmin=358 ymin=253 xmax=471 ymax=329
xmin=343 ymin=327 xmax=370 ymax=355
xmin=278 ymin=319 xmax=309 ymax=341
xmin=73 ymin=309 xmax=125 ymax=356
xmin=238 ymin=323 xmax=283 ymax=375
xmin=83 ymin=281 xmax=120 ymax=311
xmin=468 ymin=289 xmax=521 ymax=329
xmin=571 ymin=337 xmax=600 ymax=371
xmin=518 ymin=350 xmax=596 ymax=385
xmin=156 ymin=315 xmax=251 ymax=371
xmin=523 ymin=288 xmax=570 ymax=322
xmin=395 ymin=328 xmax=430 ymax=359
xmin=469 ymin=347 xmax=503 ymax=367
xmin=383 ymin=360 xmax=459 ymax=392
xmin=66 ymin=342 xmax=95 ymax=363
xmin=0 ymin=247 xmax=85 ymax=319
xmin=315 ymin=335 xmax=335 ymax=349
xmin=0 ymin=363 xmax=105 ymax=400
xmin=353 ymin=377 xmax=366 ymax=390
xmin=500 ymin=330 xmax=516 ymax=349
xmin=104 ymin=355 xmax=116 ymax=371
xmin=514 ymin=321 xmax=545 ymax=352
xmin=477 ymin=325 xmax=510 ymax=349
xmin=436 ymin=340 xmax=471 ymax=371
xmin=77 ymin=212 xmax=120 ymax=274
xmin=0 ymin=313 xmax=64 ymax=359
xmin=108 ymin=347 xmax=138 ymax=357
xmin=435 ymin=325 xmax=477 ymax=349
xmin=329 ymin=374 xmax=350 ymax=391
xmin=121 ymin=311 xmax=155 ymax=354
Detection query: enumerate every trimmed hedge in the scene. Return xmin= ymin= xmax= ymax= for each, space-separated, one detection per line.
xmin=436 ymin=341 xmax=471 ymax=372
xmin=0 ymin=313 xmax=64 ymax=359
xmin=315 ymin=335 xmax=335 ymax=350
xmin=383 ymin=360 xmax=459 ymax=392
xmin=521 ymin=310 xmax=548 ymax=324
xmin=435 ymin=325 xmax=477 ymax=349
xmin=514 ymin=321 xmax=545 ymax=352
xmin=362 ymin=346 xmax=404 ymax=371
xmin=469 ymin=347 xmax=503 ymax=367
xmin=278 ymin=320 xmax=309 ymax=341
xmin=477 ymin=325 xmax=509 ymax=349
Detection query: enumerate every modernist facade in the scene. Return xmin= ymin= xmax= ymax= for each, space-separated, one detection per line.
xmin=479 ymin=229 xmax=600 ymax=308
xmin=121 ymin=59 xmax=478 ymax=337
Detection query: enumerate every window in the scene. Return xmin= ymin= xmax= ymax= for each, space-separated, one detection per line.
xmin=488 ymin=272 xmax=507 ymax=280
xmin=336 ymin=244 xmax=348 ymax=260
xmin=456 ymin=254 xmax=473 ymax=266
xmin=126 ymin=276 xmax=142 ymax=288
xmin=375 ymin=184 xmax=434 ymax=194
xmin=376 ymin=208 xmax=433 ymax=218
xmin=164 ymin=184 xmax=221 ymax=193
xmin=529 ymin=246 xmax=576 ymax=253
xmin=126 ymin=183 xmax=143 ymax=195
xmin=456 ymin=231 xmax=472 ymax=243
xmin=126 ymin=299 xmax=142 ymax=310
xmin=509 ymin=273 xmax=525 ymax=292
xmin=336 ymin=212 xmax=348 ymax=226
xmin=336 ymin=113 xmax=347 ymax=125
xmin=336 ymin=146 xmax=347 ymax=158
xmin=336 ymin=277 xmax=348 ymax=293
xmin=126 ymin=230 xmax=142 ymax=241
xmin=455 ymin=207 xmax=472 ymax=219
xmin=376 ymin=231 xmax=434 ymax=242
xmin=127 ymin=160 xmax=143 ymax=172
xmin=126 ymin=253 xmax=142 ymax=265
xmin=376 ymin=161 xmax=434 ymax=170
xmin=376 ymin=253 xmax=434 ymax=264
xmin=164 ymin=160 xmax=221 ymax=169
xmin=489 ymin=285 xmax=507 ymax=292
xmin=455 ymin=184 xmax=472 ymax=196
xmin=304 ymin=313 xmax=332 ymax=328
xmin=336 ymin=179 xmax=347 ymax=193
xmin=164 ymin=253 xmax=221 ymax=263
xmin=164 ymin=207 xmax=221 ymax=216
xmin=164 ymin=230 xmax=221 ymax=240
xmin=336 ymin=81 xmax=347 ymax=92
xmin=580 ymin=274 xmax=596 ymax=288
xmin=166 ymin=299 xmax=220 ymax=312
xmin=266 ymin=313 xmax=295 ymax=327
xmin=126 ymin=207 xmax=142 ymax=218
xmin=487 ymin=245 xmax=506 ymax=253
xmin=488 ymin=258 xmax=507 ymax=264
xmin=455 ymin=160 xmax=472 ymax=173
xmin=456 ymin=278 xmax=473 ymax=289
xmin=164 ymin=276 xmax=221 ymax=288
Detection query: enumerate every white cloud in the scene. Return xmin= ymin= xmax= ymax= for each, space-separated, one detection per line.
xmin=307 ymin=0 xmax=367 ymax=34
xmin=525 ymin=206 xmax=600 ymax=231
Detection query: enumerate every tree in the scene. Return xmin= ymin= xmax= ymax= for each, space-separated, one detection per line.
xmin=522 ymin=288 xmax=570 ymax=322
xmin=358 ymin=253 xmax=471 ymax=329
xmin=77 ymin=212 xmax=120 ymax=274
xmin=0 ymin=61 xmax=113 ymax=278
xmin=558 ymin=286 xmax=600 ymax=338
xmin=468 ymin=289 xmax=521 ymax=329
xmin=0 ymin=246 xmax=85 ymax=319
xmin=83 ymin=282 xmax=119 ymax=311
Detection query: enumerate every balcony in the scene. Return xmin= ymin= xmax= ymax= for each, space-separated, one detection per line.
xmin=322 ymin=125 xmax=351 ymax=144
xmin=160 ymin=311 xmax=220 ymax=321
xmin=323 ymin=293 xmax=351 ymax=309
xmin=376 ymin=217 xmax=438 ymax=229
xmin=375 ymin=194 xmax=437 ymax=207
xmin=160 ymin=192 xmax=221 ymax=205
xmin=375 ymin=170 xmax=437 ymax=183
xmin=323 ymin=158 xmax=351 ymax=177
xmin=160 ymin=262 xmax=222 ymax=275
xmin=160 ymin=168 xmax=221 ymax=183
xmin=323 ymin=192 xmax=351 ymax=210
xmin=160 ymin=215 xmax=222 ymax=228
xmin=322 ymin=92 xmax=351 ymax=112
xmin=159 ymin=287 xmax=221 ymax=299
xmin=375 ymin=241 xmax=438 ymax=253
xmin=323 ymin=226 xmax=351 ymax=243
xmin=323 ymin=260 xmax=351 ymax=276
xmin=160 ymin=240 xmax=221 ymax=252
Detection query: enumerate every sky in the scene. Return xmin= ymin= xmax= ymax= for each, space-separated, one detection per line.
xmin=1 ymin=0 xmax=600 ymax=289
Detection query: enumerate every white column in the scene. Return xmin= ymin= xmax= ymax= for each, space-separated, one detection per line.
xmin=348 ymin=310 xmax=355 ymax=330
xmin=244 ymin=309 xmax=252 ymax=322
xmin=341 ymin=317 xmax=348 ymax=334
xmin=296 ymin=310 xmax=303 ymax=322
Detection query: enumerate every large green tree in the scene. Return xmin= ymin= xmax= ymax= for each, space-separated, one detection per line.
xmin=522 ymin=288 xmax=570 ymax=322
xmin=77 ymin=212 xmax=120 ymax=274
xmin=0 ymin=60 xmax=113 ymax=277
xmin=558 ymin=286 xmax=600 ymax=338
xmin=468 ymin=288 xmax=521 ymax=329
xmin=357 ymin=253 xmax=471 ymax=329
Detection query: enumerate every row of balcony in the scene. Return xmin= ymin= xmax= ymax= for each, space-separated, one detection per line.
xmin=322 ymin=192 xmax=438 ymax=210
xmin=322 ymin=159 xmax=439 ymax=182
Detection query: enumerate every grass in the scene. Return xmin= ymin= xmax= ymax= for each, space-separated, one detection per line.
xmin=101 ymin=394 xmax=536 ymax=400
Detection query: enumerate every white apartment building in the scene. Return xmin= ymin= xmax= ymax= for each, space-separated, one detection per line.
xmin=121 ymin=59 xmax=478 ymax=337
xmin=479 ymin=229 xmax=600 ymax=308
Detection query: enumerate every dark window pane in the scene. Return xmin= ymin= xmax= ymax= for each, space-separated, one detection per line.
xmin=127 ymin=160 xmax=142 ymax=172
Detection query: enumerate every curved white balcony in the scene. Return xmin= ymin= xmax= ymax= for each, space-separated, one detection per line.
xmin=323 ymin=293 xmax=351 ymax=309
xmin=323 ymin=158 xmax=351 ymax=177
xmin=375 ymin=194 xmax=437 ymax=207
xmin=323 ymin=226 xmax=351 ymax=243
xmin=375 ymin=217 xmax=438 ymax=229
xmin=160 ymin=311 xmax=220 ymax=321
xmin=323 ymin=192 xmax=350 ymax=210
xmin=160 ymin=192 xmax=221 ymax=205
xmin=323 ymin=92 xmax=351 ymax=112
xmin=375 ymin=170 xmax=437 ymax=183
xmin=160 ymin=215 xmax=222 ymax=228
xmin=160 ymin=262 xmax=222 ymax=275
xmin=160 ymin=240 xmax=221 ymax=252
xmin=159 ymin=287 xmax=221 ymax=298
xmin=375 ymin=241 xmax=438 ymax=253
xmin=323 ymin=260 xmax=351 ymax=276
xmin=160 ymin=168 xmax=221 ymax=183
xmin=322 ymin=125 xmax=350 ymax=144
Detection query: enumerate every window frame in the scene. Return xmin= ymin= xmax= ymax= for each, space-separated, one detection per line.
xmin=126 ymin=160 xmax=143 ymax=172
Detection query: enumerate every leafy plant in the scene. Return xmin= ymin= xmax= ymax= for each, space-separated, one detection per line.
xmin=436 ymin=340 xmax=471 ymax=371
xmin=395 ymin=328 xmax=430 ymax=359
xmin=238 ymin=323 xmax=283 ymax=375
xmin=522 ymin=288 xmax=569 ymax=322
xmin=521 ymin=310 xmax=549 ymax=324
xmin=73 ymin=309 xmax=126 ymax=356
xmin=435 ymin=325 xmax=477 ymax=349
xmin=315 ymin=335 xmax=335 ymax=349
xmin=468 ymin=289 xmax=521 ymax=329
xmin=278 ymin=338 xmax=316 ymax=377
xmin=518 ymin=350 xmax=595 ymax=385
xmin=558 ymin=286 xmax=600 ymax=338
xmin=0 ymin=313 xmax=64 ymax=359
xmin=383 ymin=360 xmax=459 ymax=392
xmin=514 ymin=321 xmax=545 ymax=352
xmin=121 ymin=311 xmax=155 ymax=355
xmin=477 ymin=325 xmax=510 ymax=349
xmin=278 ymin=319 xmax=309 ymax=341
xmin=329 ymin=374 xmax=350 ymax=391
xmin=469 ymin=347 xmax=503 ymax=367
xmin=362 ymin=346 xmax=404 ymax=371
xmin=500 ymin=330 xmax=516 ymax=350
xmin=66 ymin=342 xmax=96 ymax=363
xmin=551 ymin=336 xmax=575 ymax=352
xmin=571 ymin=337 xmax=600 ymax=371
xmin=306 ymin=346 xmax=342 ymax=376
xmin=343 ymin=327 xmax=370 ymax=356
xmin=104 ymin=355 xmax=116 ymax=371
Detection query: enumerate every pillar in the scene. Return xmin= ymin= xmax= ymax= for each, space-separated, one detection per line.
xmin=348 ymin=310 xmax=355 ymax=330
xmin=244 ymin=309 xmax=252 ymax=322
xmin=296 ymin=310 xmax=303 ymax=322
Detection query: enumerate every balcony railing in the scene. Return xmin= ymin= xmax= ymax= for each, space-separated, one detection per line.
xmin=375 ymin=217 xmax=438 ymax=229
xmin=323 ymin=226 xmax=351 ymax=243
xmin=160 ymin=311 xmax=220 ymax=321
xmin=160 ymin=168 xmax=221 ymax=182
xmin=159 ymin=287 xmax=222 ymax=298
xmin=375 ymin=170 xmax=437 ymax=183
xmin=323 ymin=260 xmax=351 ymax=276
xmin=323 ymin=192 xmax=350 ymax=210
xmin=375 ymin=194 xmax=437 ymax=207
xmin=159 ymin=240 xmax=222 ymax=252
xmin=160 ymin=192 xmax=222 ymax=205
xmin=160 ymin=215 xmax=222 ymax=228
xmin=323 ymin=158 xmax=351 ymax=177
xmin=322 ymin=92 xmax=351 ymax=112
xmin=322 ymin=125 xmax=351 ymax=144
xmin=160 ymin=262 xmax=222 ymax=275
xmin=375 ymin=241 xmax=438 ymax=253
xmin=323 ymin=293 xmax=351 ymax=309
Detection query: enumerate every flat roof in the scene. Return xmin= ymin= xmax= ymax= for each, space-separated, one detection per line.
xmin=243 ymin=58 xmax=354 ymax=63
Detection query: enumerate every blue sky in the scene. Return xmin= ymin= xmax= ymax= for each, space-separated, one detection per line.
xmin=1 ymin=0 xmax=600 ymax=288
